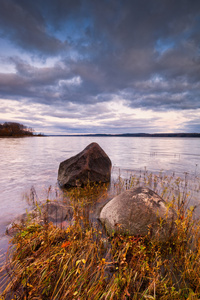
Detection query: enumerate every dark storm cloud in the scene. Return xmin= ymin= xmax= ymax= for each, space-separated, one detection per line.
xmin=0 ymin=57 xmax=71 ymax=102
xmin=0 ymin=0 xmax=66 ymax=55
xmin=0 ymin=0 xmax=200 ymax=113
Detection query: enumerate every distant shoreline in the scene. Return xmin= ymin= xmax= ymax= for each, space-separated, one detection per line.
xmin=47 ymin=133 xmax=200 ymax=138
xmin=1 ymin=132 xmax=200 ymax=138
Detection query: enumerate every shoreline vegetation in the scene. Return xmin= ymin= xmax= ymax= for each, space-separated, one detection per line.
xmin=1 ymin=171 xmax=200 ymax=299
xmin=0 ymin=122 xmax=43 ymax=137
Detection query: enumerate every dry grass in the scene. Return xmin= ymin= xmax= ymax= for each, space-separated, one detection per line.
xmin=1 ymin=171 xmax=200 ymax=299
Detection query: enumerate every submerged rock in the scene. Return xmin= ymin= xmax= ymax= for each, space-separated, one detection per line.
xmin=58 ymin=142 xmax=112 ymax=188
xmin=6 ymin=201 xmax=74 ymax=236
xmin=100 ymin=187 xmax=176 ymax=240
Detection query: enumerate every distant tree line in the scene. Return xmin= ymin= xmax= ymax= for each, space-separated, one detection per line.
xmin=0 ymin=122 xmax=34 ymax=136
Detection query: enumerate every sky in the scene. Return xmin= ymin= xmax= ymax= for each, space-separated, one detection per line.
xmin=0 ymin=0 xmax=200 ymax=135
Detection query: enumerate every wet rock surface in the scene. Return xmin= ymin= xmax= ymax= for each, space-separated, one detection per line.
xmin=6 ymin=201 xmax=74 ymax=236
xmin=58 ymin=142 xmax=112 ymax=188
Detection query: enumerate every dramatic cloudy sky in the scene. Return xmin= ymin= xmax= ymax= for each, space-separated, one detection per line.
xmin=0 ymin=0 xmax=200 ymax=134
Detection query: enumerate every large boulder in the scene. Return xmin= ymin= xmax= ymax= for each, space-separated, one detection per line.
xmin=100 ymin=187 xmax=176 ymax=239
xmin=58 ymin=143 xmax=112 ymax=188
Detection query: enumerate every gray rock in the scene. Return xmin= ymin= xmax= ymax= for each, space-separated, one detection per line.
xmin=58 ymin=142 xmax=112 ymax=188
xmin=41 ymin=201 xmax=74 ymax=223
xmin=100 ymin=187 xmax=176 ymax=239
xmin=6 ymin=201 xmax=74 ymax=236
xmin=6 ymin=212 xmax=28 ymax=236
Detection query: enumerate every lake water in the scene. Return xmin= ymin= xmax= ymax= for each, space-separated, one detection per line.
xmin=0 ymin=136 xmax=200 ymax=255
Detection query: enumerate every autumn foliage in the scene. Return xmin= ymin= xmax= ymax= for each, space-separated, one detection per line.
xmin=1 ymin=173 xmax=200 ymax=299
xmin=0 ymin=122 xmax=34 ymax=136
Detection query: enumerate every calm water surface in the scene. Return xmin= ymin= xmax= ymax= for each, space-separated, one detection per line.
xmin=0 ymin=136 xmax=200 ymax=253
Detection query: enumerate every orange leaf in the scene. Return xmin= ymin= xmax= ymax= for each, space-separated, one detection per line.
xmin=61 ymin=241 xmax=71 ymax=248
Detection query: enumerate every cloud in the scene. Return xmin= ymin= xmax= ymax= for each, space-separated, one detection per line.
xmin=0 ymin=0 xmax=66 ymax=56
xmin=181 ymin=110 xmax=200 ymax=132
xmin=0 ymin=0 xmax=200 ymax=133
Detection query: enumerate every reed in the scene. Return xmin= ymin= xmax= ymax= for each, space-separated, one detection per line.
xmin=1 ymin=171 xmax=200 ymax=299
